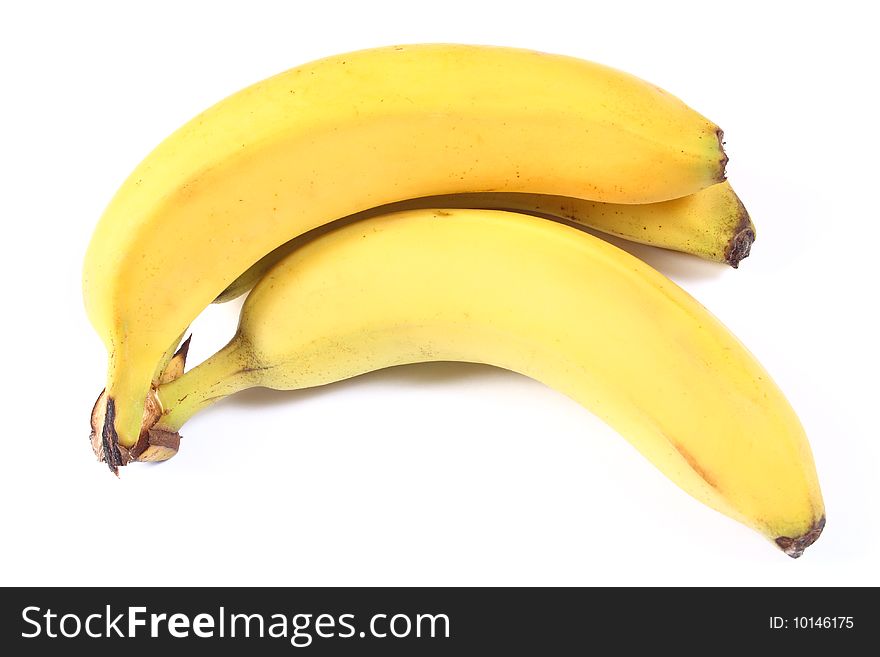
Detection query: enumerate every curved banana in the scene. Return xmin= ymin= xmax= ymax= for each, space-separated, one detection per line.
xmin=152 ymin=208 xmax=823 ymax=557
xmin=215 ymin=181 xmax=753 ymax=303
xmin=83 ymin=44 xmax=727 ymax=468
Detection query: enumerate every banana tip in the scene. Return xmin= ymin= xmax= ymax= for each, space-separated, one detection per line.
xmin=724 ymin=202 xmax=755 ymax=268
xmin=775 ymin=516 xmax=826 ymax=558
xmin=725 ymin=227 xmax=755 ymax=268
xmin=89 ymin=391 xmax=180 ymax=475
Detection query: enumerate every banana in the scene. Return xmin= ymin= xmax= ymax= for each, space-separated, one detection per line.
xmin=83 ymin=44 xmax=728 ymax=469
xmin=215 ymin=181 xmax=754 ymax=303
xmin=150 ymin=208 xmax=823 ymax=557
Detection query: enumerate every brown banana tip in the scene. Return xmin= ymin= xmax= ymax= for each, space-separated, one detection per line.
xmin=775 ymin=516 xmax=826 ymax=559
xmin=724 ymin=227 xmax=755 ymax=268
xmin=724 ymin=198 xmax=756 ymax=268
xmin=716 ymin=127 xmax=728 ymax=181
xmin=90 ymin=388 xmax=180 ymax=470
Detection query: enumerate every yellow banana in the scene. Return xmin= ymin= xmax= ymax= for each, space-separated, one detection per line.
xmin=83 ymin=44 xmax=727 ymax=469
xmin=151 ymin=208 xmax=824 ymax=557
xmin=215 ymin=181 xmax=753 ymax=303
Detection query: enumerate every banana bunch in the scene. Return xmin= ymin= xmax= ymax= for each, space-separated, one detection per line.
xmin=84 ymin=44 xmax=823 ymax=557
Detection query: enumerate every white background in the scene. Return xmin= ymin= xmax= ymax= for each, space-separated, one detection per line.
xmin=1 ymin=0 xmax=878 ymax=586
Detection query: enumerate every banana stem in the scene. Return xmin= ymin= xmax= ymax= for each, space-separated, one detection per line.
xmin=155 ymin=339 xmax=256 ymax=431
